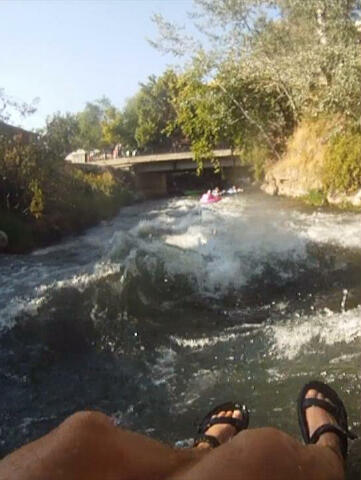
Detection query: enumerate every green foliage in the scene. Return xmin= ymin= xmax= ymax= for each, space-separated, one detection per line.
xmin=249 ymin=0 xmax=361 ymax=120
xmin=119 ymin=96 xmax=140 ymax=149
xmin=323 ymin=130 xmax=361 ymax=193
xmin=29 ymin=179 xmax=44 ymax=219
xmin=0 ymin=134 xmax=50 ymax=216
xmin=76 ymin=97 xmax=112 ymax=150
xmin=43 ymin=112 xmax=80 ymax=158
xmin=152 ymin=0 xmax=361 ymax=175
xmin=42 ymin=100 xmax=119 ymax=156
xmin=101 ymin=107 xmax=124 ymax=146
xmin=0 ymin=210 xmax=36 ymax=252
xmin=239 ymin=143 xmax=270 ymax=181
xmin=304 ymin=189 xmax=328 ymax=207
xmin=135 ymin=70 xmax=183 ymax=151
xmin=98 ymin=70 xmax=187 ymax=153
xmin=173 ymin=72 xmax=221 ymax=170
xmin=0 ymin=132 xmax=134 ymax=252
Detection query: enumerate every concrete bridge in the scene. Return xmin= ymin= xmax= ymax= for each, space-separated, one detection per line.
xmin=88 ymin=149 xmax=242 ymax=197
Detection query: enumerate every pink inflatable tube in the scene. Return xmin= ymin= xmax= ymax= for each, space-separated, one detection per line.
xmin=200 ymin=195 xmax=222 ymax=204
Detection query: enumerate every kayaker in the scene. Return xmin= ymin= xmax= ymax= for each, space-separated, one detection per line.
xmin=212 ymin=187 xmax=221 ymax=197
xmin=200 ymin=190 xmax=215 ymax=203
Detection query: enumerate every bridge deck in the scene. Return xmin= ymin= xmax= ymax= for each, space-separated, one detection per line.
xmin=89 ymin=148 xmax=235 ymax=169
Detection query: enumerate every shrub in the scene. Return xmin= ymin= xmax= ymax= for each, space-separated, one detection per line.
xmin=304 ymin=189 xmax=328 ymax=207
xmin=29 ymin=180 xmax=44 ymax=219
xmin=0 ymin=132 xmax=134 ymax=252
xmin=323 ymin=131 xmax=361 ymax=193
xmin=239 ymin=143 xmax=270 ymax=181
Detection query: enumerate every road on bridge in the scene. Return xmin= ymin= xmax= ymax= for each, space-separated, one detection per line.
xmin=87 ymin=149 xmax=239 ymax=172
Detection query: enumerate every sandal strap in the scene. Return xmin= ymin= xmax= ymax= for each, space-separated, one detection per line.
xmin=206 ymin=416 xmax=247 ymax=432
xmin=303 ymin=398 xmax=339 ymax=417
xmin=309 ymin=423 xmax=352 ymax=459
xmin=197 ymin=402 xmax=249 ymax=435
xmin=309 ymin=424 xmax=352 ymax=445
xmin=193 ymin=434 xmax=220 ymax=449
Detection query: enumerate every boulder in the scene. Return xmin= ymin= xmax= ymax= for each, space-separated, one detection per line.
xmin=327 ymin=189 xmax=361 ymax=207
xmin=0 ymin=230 xmax=8 ymax=250
xmin=261 ymin=174 xmax=278 ymax=196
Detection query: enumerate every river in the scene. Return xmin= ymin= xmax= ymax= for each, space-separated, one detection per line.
xmin=0 ymin=191 xmax=360 ymax=473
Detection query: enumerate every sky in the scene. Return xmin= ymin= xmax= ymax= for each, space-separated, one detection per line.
xmin=1 ymin=0 xmax=193 ymax=130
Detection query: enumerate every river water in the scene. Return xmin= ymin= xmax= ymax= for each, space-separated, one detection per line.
xmin=0 ymin=191 xmax=360 ymax=471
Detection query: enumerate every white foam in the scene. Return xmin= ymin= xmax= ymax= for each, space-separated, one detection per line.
xmin=0 ymin=296 xmax=47 ymax=331
xmin=292 ymin=211 xmax=361 ymax=249
xmin=171 ymin=332 xmax=238 ymax=349
xmin=329 ymin=352 xmax=361 ymax=364
xmin=268 ymin=306 xmax=361 ymax=360
xmin=0 ymin=261 xmax=122 ymax=331
xmin=114 ymin=195 xmax=310 ymax=295
xmin=1 ymin=193 xmax=360 ymax=329
xmin=37 ymin=261 xmax=121 ymax=295
xmin=150 ymin=347 xmax=177 ymax=386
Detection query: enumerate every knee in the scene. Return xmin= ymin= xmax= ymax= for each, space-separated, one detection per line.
xmin=234 ymin=426 xmax=290 ymax=445
xmin=60 ymin=411 xmax=113 ymax=437
xmin=254 ymin=427 xmax=293 ymax=445
xmin=231 ymin=426 xmax=300 ymax=459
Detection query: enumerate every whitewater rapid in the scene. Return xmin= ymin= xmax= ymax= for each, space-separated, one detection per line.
xmin=2 ymin=193 xmax=360 ymax=328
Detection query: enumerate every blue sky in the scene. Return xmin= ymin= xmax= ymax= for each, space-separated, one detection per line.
xmin=1 ymin=0 xmax=193 ymax=130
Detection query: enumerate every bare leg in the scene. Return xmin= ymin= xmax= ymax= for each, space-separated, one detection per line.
xmin=0 ymin=408 xmax=244 ymax=480
xmin=0 ymin=388 xmax=347 ymax=480
xmin=0 ymin=411 xmax=202 ymax=480
xmin=171 ymin=388 xmax=345 ymax=480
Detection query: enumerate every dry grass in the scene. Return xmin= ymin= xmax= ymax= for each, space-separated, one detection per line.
xmin=267 ymin=115 xmax=346 ymax=195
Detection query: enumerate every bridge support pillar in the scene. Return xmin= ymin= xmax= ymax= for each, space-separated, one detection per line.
xmin=134 ymin=172 xmax=168 ymax=198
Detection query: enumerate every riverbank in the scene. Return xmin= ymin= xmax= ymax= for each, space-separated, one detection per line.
xmin=261 ymin=118 xmax=361 ymax=210
xmin=0 ymin=167 xmax=136 ymax=254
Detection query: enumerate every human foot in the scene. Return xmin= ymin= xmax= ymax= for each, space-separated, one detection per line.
xmin=194 ymin=402 xmax=249 ymax=450
xmin=196 ymin=409 xmax=243 ymax=449
xmin=304 ymin=388 xmax=344 ymax=459
xmin=298 ymin=380 xmax=357 ymax=461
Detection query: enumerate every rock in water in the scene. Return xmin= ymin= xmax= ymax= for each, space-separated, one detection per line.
xmin=0 ymin=231 xmax=8 ymax=250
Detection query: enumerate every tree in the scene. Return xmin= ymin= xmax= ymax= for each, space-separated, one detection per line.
xmin=172 ymin=69 xmax=224 ymax=170
xmin=0 ymin=88 xmax=38 ymax=122
xmin=152 ymin=0 xmax=361 ymax=161
xmin=43 ymin=112 xmax=80 ymax=159
xmin=119 ymin=95 xmax=140 ymax=149
xmin=109 ymin=70 xmax=186 ymax=153
xmin=101 ymin=106 xmax=124 ymax=146
xmin=134 ymin=70 xmax=183 ymax=152
xmin=76 ymin=97 xmax=113 ymax=150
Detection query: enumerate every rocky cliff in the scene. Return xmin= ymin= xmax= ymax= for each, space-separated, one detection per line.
xmin=261 ymin=119 xmax=361 ymax=207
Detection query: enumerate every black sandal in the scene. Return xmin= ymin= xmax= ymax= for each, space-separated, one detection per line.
xmin=193 ymin=401 xmax=249 ymax=449
xmin=297 ymin=380 xmax=357 ymax=459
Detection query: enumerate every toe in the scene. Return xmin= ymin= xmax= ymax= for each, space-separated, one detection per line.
xmin=320 ymin=392 xmax=334 ymax=406
xmin=232 ymin=409 xmax=242 ymax=419
xmin=225 ymin=411 xmax=233 ymax=417
xmin=305 ymin=388 xmax=318 ymax=399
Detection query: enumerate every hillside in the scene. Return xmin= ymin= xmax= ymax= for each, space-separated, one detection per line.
xmin=262 ymin=118 xmax=361 ymax=208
